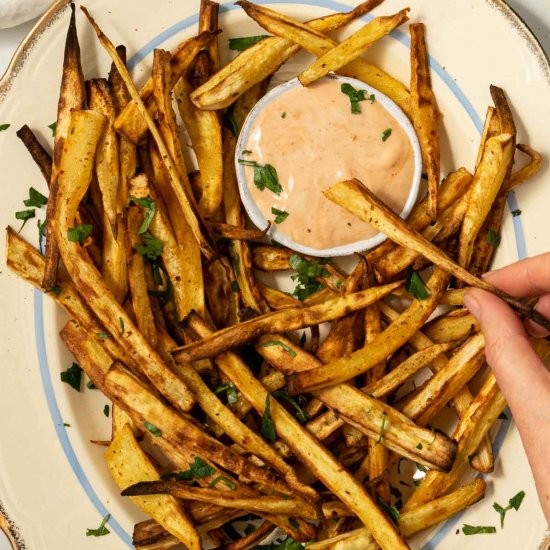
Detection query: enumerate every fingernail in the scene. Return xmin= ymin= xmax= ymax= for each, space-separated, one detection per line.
xmin=481 ymin=270 xmax=495 ymax=279
xmin=464 ymin=293 xmax=480 ymax=320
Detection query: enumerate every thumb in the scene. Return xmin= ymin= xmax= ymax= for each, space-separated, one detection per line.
xmin=463 ymin=288 xmax=550 ymax=411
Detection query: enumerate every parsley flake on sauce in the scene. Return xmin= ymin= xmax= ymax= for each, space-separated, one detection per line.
xmin=238 ymin=159 xmax=282 ymax=195
xmin=271 ymin=206 xmax=289 ymax=224
xmin=340 ymin=83 xmax=371 ymax=114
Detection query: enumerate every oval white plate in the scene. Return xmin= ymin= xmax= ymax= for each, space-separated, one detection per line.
xmin=0 ymin=1 xmax=549 ymax=549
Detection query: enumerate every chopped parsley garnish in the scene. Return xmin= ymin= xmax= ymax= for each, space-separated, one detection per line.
xmin=416 ymin=443 xmax=423 ymax=450
xmin=148 ymin=275 xmax=173 ymax=305
xmin=135 ymin=231 xmax=163 ymax=261
xmin=48 ymin=122 xmax=57 ymax=136
xmin=405 ymin=267 xmax=431 ymax=300
xmin=208 ymin=475 xmax=237 ymax=490
xmin=241 ymin=149 xmax=252 ymax=155
xmin=0 ymin=123 xmax=10 ymax=131
xmin=273 ymin=389 xmax=308 ymax=424
xmin=262 ymin=340 xmax=297 ymax=357
xmin=228 ymin=35 xmax=270 ymax=51
xmin=416 ymin=463 xmax=428 ymax=473
xmin=60 ymin=362 xmax=82 ymax=392
xmin=119 ymin=317 xmax=125 ymax=335
xmin=50 ymin=285 xmax=62 ymax=296
xmin=224 ymin=103 xmax=238 ymax=136
xmin=63 ymin=423 xmax=71 ymax=427
xmin=144 ymin=422 xmax=161 ymax=437
xmin=493 ymin=490 xmax=525 ymax=528
xmin=376 ymin=413 xmax=387 ymax=444
xmin=161 ymin=457 xmax=216 ymax=481
xmin=231 ymin=280 xmax=240 ymax=292
xmin=268 ymin=538 xmax=304 ymax=549
xmin=271 ymin=206 xmax=289 ymax=224
xmin=129 ymin=196 xmax=156 ymax=233
xmin=487 ymin=229 xmax=501 ymax=248
xmin=103 ymin=404 xmax=110 ymax=417
xmin=24 ymin=187 xmax=48 ymax=208
xmin=238 ymin=159 xmax=282 ymax=195
xmin=261 ymin=394 xmax=276 ymax=442
xmin=281 ymin=112 xmax=287 ymax=119
xmin=37 ymin=219 xmax=47 ymax=249
xmin=288 ymin=517 xmax=299 ymax=529
xmin=382 ymin=128 xmax=393 ymax=141
xmin=96 ymin=332 xmax=110 ymax=339
xmin=377 ymin=497 xmax=400 ymax=525
xmin=67 ymin=224 xmax=93 ymax=243
xmin=511 ymin=208 xmax=522 ymax=217
xmin=86 ymin=514 xmax=111 ymax=537
xmin=215 ymin=382 xmax=238 ymax=407
xmin=340 ymin=83 xmax=371 ymax=114
xmin=15 ymin=209 xmax=35 ymax=231
xmin=87 ymin=380 xmax=96 ymax=390
xmin=289 ymin=254 xmax=331 ymax=301
xmin=462 ymin=524 xmax=496 ymax=535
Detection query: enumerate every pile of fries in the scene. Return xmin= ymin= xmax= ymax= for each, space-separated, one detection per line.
xmin=7 ymin=1 xmax=550 ymax=548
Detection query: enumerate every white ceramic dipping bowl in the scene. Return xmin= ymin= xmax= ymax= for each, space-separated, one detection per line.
xmin=235 ymin=75 xmax=422 ymax=257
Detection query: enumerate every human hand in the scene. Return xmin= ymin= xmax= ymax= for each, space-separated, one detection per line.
xmin=464 ymin=253 xmax=550 ymax=524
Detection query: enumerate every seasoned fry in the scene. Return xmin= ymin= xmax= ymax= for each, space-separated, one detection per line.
xmin=82 ymin=8 xmax=215 ymax=259
xmin=410 ymin=23 xmax=440 ymax=221
xmin=325 ymin=179 xmax=550 ymax=331
xmin=43 ymin=4 xmax=86 ymax=289
xmin=236 ymin=1 xmax=411 ymax=115
xmin=287 ymin=268 xmax=449 ymax=394
xmin=423 ymin=308 xmax=479 ymax=343
xmin=308 ymin=478 xmax=486 ymax=549
xmin=114 ymin=31 xmax=216 ymax=143
xmin=123 ymin=481 xmax=318 ymax=519
xmin=106 ymin=424 xmax=201 ymax=550
xmin=298 ymin=9 xmax=410 ymax=86
xmin=186 ymin=315 xmax=411 ymax=550
xmin=53 ymin=109 xmax=195 ymax=411
xmin=174 ymin=280 xmax=402 ymax=362
xmin=16 ymin=124 xmax=52 ymax=184
xmin=209 ymin=222 xmax=268 ymax=241
xmin=190 ymin=1 xmax=384 ymax=110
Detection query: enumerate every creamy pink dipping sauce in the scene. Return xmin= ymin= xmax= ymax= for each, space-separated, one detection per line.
xmin=242 ymin=78 xmax=415 ymax=250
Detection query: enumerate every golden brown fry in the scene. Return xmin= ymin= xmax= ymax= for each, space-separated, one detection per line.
xmin=404 ymin=373 xmax=506 ymax=510
xmin=16 ymin=125 xmax=52 ymax=184
xmin=232 ymin=79 xmax=271 ymax=131
xmin=191 ymin=1 xmax=388 ymax=110
xmin=235 ymin=1 xmax=411 ymax=116
xmin=43 ymin=4 xmax=86 ymax=289
xmin=106 ymin=424 xmax=201 ymax=550
xmin=122 ymin=481 xmax=318 ymax=519
xmin=287 ymin=269 xmax=448 ymax=394
xmin=410 ymin=23 xmax=440 ymax=221
xmin=423 ymin=308 xmax=479 ymax=343
xmin=204 ymin=256 xmax=240 ymax=328
xmin=186 ymin=315 xmax=411 ymax=550
xmin=222 ymin=129 xmax=270 ymax=314
xmin=82 ymin=8 xmax=215 ymax=260
xmin=299 ymin=9 xmax=410 ymax=86
xmin=114 ymin=31 xmax=216 ymax=143
xmin=174 ymin=280 xmax=402 ymax=362
xmin=224 ymin=521 xmax=275 ymax=550
xmin=324 ymin=178 xmax=550 ymax=331
xmin=53 ymin=109 xmax=195 ymax=411
xmin=400 ymin=333 xmax=486 ymax=426
xmin=175 ymin=77 xmax=223 ymax=218
xmin=259 ymin=283 xmax=302 ymax=310
xmin=458 ymin=133 xmax=514 ymax=270
xmin=209 ymin=222 xmax=268 ymax=241
xmin=308 ymin=478 xmax=486 ymax=549
xmin=475 ymin=107 xmax=498 ymax=170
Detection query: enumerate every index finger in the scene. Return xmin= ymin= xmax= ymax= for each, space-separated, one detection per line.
xmin=484 ymin=252 xmax=550 ymax=298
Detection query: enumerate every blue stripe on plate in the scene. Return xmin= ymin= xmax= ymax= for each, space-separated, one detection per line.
xmin=35 ymin=1 xmax=526 ymax=547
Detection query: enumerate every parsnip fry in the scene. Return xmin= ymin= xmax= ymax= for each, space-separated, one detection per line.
xmin=298 ymin=9 xmax=410 ymax=86
xmin=82 ymin=8 xmax=215 ymax=259
xmin=235 ymin=1 xmax=411 ymax=115
xmin=53 ymin=109 xmax=195 ymax=411
xmin=410 ymin=23 xmax=440 ymax=221
xmin=106 ymin=424 xmax=201 ymax=550
xmin=173 ymin=280 xmax=402 ymax=362
xmin=43 ymin=4 xmax=86 ymax=289
xmin=16 ymin=124 xmax=52 ymax=184
xmin=324 ymin=179 xmax=550 ymax=331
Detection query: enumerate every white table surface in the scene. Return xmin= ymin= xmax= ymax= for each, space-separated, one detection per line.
xmin=0 ymin=1 xmax=549 ymax=549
